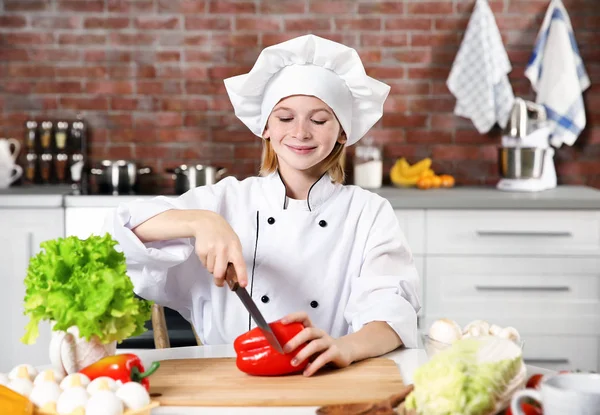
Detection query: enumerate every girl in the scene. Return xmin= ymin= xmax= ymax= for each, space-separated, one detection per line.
xmin=106 ymin=34 xmax=421 ymax=377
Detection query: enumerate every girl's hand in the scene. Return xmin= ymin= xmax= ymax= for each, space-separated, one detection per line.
xmin=193 ymin=210 xmax=248 ymax=288
xmin=280 ymin=312 xmax=354 ymax=377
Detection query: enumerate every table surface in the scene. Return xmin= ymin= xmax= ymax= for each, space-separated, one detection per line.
xmin=113 ymin=344 xmax=552 ymax=415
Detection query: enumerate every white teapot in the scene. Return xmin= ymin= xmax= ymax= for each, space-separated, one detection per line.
xmin=0 ymin=138 xmax=20 ymax=164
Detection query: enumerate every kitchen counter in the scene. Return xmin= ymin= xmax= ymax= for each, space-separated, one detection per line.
xmin=112 ymin=344 xmax=552 ymax=415
xmin=3 ymin=184 xmax=600 ymax=209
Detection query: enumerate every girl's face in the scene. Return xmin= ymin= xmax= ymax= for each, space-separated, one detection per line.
xmin=263 ymin=95 xmax=346 ymax=176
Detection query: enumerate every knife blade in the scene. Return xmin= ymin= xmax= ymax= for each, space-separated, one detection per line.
xmin=225 ymin=263 xmax=285 ymax=354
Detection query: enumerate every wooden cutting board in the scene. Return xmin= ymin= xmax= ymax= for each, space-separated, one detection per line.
xmin=148 ymin=357 xmax=405 ymax=407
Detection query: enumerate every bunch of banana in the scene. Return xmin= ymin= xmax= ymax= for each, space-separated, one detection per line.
xmin=390 ymin=157 xmax=434 ymax=187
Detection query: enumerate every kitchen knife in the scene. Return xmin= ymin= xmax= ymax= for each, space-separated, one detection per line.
xmin=225 ymin=263 xmax=285 ymax=354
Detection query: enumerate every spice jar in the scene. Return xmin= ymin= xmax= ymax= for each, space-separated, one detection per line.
xmin=25 ymin=120 xmax=38 ymax=152
xmin=353 ymin=136 xmax=383 ymax=189
xmin=40 ymin=121 xmax=53 ymax=151
xmin=55 ymin=121 xmax=68 ymax=151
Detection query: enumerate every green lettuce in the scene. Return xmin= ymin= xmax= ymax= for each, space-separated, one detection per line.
xmin=405 ymin=337 xmax=522 ymax=415
xmin=21 ymin=233 xmax=152 ymax=345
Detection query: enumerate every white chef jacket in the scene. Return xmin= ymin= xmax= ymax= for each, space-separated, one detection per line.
xmin=105 ymin=171 xmax=422 ymax=348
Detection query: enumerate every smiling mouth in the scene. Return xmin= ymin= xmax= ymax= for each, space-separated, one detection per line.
xmin=286 ymin=144 xmax=317 ymax=154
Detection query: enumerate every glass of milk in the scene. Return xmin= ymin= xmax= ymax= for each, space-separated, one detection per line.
xmin=353 ymin=137 xmax=383 ymax=189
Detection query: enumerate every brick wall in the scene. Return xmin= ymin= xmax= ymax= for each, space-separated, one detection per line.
xmin=0 ymin=0 xmax=598 ymax=193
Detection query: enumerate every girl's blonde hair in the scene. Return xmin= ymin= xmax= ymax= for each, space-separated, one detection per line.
xmin=259 ymin=138 xmax=347 ymax=183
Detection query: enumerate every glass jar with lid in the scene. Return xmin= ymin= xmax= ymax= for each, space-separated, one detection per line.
xmin=353 ymin=136 xmax=383 ymax=189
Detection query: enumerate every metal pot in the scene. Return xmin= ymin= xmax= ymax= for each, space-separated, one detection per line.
xmin=166 ymin=164 xmax=227 ymax=195
xmin=90 ymin=160 xmax=152 ymax=195
xmin=498 ymin=147 xmax=546 ymax=179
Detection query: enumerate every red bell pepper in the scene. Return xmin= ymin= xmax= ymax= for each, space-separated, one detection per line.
xmin=234 ymin=320 xmax=308 ymax=376
xmin=78 ymin=353 xmax=160 ymax=391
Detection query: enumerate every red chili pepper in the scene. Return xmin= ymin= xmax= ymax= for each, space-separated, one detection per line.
xmin=234 ymin=320 xmax=308 ymax=376
xmin=78 ymin=353 xmax=160 ymax=391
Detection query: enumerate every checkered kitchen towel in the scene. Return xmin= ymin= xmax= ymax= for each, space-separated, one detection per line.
xmin=446 ymin=0 xmax=515 ymax=134
xmin=525 ymin=0 xmax=590 ymax=147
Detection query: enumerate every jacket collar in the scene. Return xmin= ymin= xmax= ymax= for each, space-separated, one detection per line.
xmin=263 ymin=170 xmax=339 ymax=212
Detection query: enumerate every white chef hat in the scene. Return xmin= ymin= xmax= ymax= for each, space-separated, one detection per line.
xmin=223 ymin=34 xmax=390 ymax=146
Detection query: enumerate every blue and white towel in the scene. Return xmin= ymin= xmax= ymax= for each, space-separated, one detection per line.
xmin=446 ymin=0 xmax=515 ymax=134
xmin=525 ymin=0 xmax=590 ymax=147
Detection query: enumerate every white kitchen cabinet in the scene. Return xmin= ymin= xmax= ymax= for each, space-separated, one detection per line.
xmin=0 ymin=208 xmax=64 ymax=372
xmin=65 ymin=207 xmax=115 ymax=240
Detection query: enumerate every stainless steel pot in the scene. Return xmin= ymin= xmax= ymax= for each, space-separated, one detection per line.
xmin=166 ymin=164 xmax=227 ymax=195
xmin=90 ymin=160 xmax=152 ymax=195
xmin=498 ymin=147 xmax=546 ymax=179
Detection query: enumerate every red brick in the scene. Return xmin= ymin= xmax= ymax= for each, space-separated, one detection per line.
xmin=430 ymin=114 xmax=457 ymax=129
xmin=159 ymin=97 xmax=209 ymax=111
xmin=506 ymin=0 xmax=550 ymax=14
xmin=407 ymin=2 xmax=453 ymax=14
xmin=32 ymin=16 xmax=80 ymax=29
xmin=503 ymin=30 xmax=539 ymax=47
xmin=186 ymin=81 xmax=225 ymax=95
xmin=138 ymin=81 xmax=183 ymax=94
xmin=213 ymin=129 xmax=255 ymax=142
xmin=185 ymin=35 xmax=211 ymax=46
xmin=84 ymin=17 xmax=130 ymax=29
xmin=110 ymin=33 xmax=156 ymax=46
xmin=4 ymin=0 xmax=51 ymax=11
xmin=108 ymin=66 xmax=135 ymax=78
xmin=309 ymin=1 xmax=357 ymax=13
xmin=57 ymin=0 xmax=104 ymax=12
xmin=157 ymin=51 xmax=181 ymax=62
xmin=390 ymin=49 xmax=432 ymax=64
xmin=156 ymin=66 xmax=182 ymax=78
xmin=185 ymin=113 xmax=230 ymax=127
xmin=0 ymin=49 xmax=29 ymax=61
xmin=0 ymin=82 xmax=32 ymax=94
xmin=557 ymin=161 xmax=600 ymax=176
xmin=208 ymin=66 xmax=250 ymax=80
xmin=59 ymin=34 xmax=106 ymax=45
xmin=212 ymin=34 xmax=259 ymax=48
xmin=362 ymin=33 xmax=407 ymax=47
xmin=284 ymin=18 xmax=332 ymax=31
xmin=2 ymin=33 xmax=54 ymax=45
xmin=385 ymin=17 xmax=432 ymax=31
xmin=356 ymin=49 xmax=382 ymax=64
xmin=135 ymin=17 xmax=181 ymax=30
xmin=409 ymin=97 xmax=455 ymax=113
xmin=382 ymin=114 xmax=428 ymax=128
xmin=386 ymin=144 xmax=428 ymax=159
xmin=86 ymin=81 xmax=133 ymax=95
xmin=366 ymin=66 xmax=405 ymax=79
xmin=158 ymin=129 xmax=208 ymax=143
xmin=260 ymin=0 xmax=305 ymax=13
xmin=434 ymin=17 xmax=470 ymax=31
xmin=368 ymin=129 xmax=405 ymax=144
xmin=135 ymin=113 xmax=183 ymax=128
xmin=262 ymin=32 xmax=353 ymax=47
xmin=186 ymin=49 xmax=227 ymax=62
xmin=185 ymin=17 xmax=232 ymax=31
xmin=209 ymin=96 xmax=234 ymax=111
xmin=234 ymin=143 xmax=262 ymax=159
xmin=105 ymin=144 xmax=135 ymax=160
xmin=29 ymin=49 xmax=80 ymax=62
xmin=33 ymin=82 xmax=83 ymax=94
xmin=335 ymin=18 xmax=381 ymax=31
xmin=412 ymin=33 xmax=459 ymax=47
xmin=495 ymin=15 xmax=542 ymax=32
xmin=406 ymin=130 xmax=453 ymax=144
xmin=387 ymin=81 xmax=431 ymax=95
xmin=456 ymin=0 xmax=504 ymax=13
xmin=236 ymin=17 xmax=282 ymax=31
xmin=108 ymin=0 xmax=154 ymax=12
xmin=358 ymin=2 xmax=404 ymax=14
xmin=0 ymin=15 xmax=27 ymax=28
xmin=7 ymin=64 xmax=55 ymax=78
xmin=209 ymin=0 xmax=256 ymax=13
xmin=111 ymin=97 xmax=140 ymax=111
xmin=60 ymin=97 xmax=109 ymax=110
xmin=589 ymin=129 xmax=600 ymax=145
xmin=383 ymin=96 xmax=408 ymax=112
xmin=408 ymin=67 xmax=449 ymax=80
xmin=455 ymin=129 xmax=496 ymax=144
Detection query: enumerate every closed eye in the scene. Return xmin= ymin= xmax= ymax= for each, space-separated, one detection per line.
xmin=312 ymin=120 xmax=326 ymax=125
xmin=278 ymin=117 xmax=293 ymax=123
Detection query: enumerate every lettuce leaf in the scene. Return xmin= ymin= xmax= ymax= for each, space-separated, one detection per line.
xmin=21 ymin=233 xmax=152 ymax=345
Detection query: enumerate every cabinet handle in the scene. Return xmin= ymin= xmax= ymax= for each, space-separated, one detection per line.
xmin=524 ymin=358 xmax=570 ymax=365
xmin=27 ymin=232 xmax=34 ymax=259
xmin=475 ymin=285 xmax=570 ymax=292
xmin=476 ymin=230 xmax=572 ymax=237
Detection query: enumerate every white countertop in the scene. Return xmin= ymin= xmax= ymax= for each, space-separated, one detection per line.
xmin=113 ymin=344 xmax=552 ymax=415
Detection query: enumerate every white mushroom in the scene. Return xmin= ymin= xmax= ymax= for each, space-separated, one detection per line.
xmin=0 ymin=373 xmax=9 ymax=386
xmin=489 ymin=324 xmax=503 ymax=336
xmin=7 ymin=377 xmax=34 ymax=398
xmin=29 ymin=381 xmax=62 ymax=409
xmin=428 ymin=318 xmax=463 ymax=344
xmin=462 ymin=320 xmax=490 ymax=335
xmin=34 ymin=368 xmax=64 ymax=386
xmin=60 ymin=373 xmax=90 ymax=390
xmin=85 ymin=378 xmax=124 ymax=415
xmin=116 ymin=381 xmax=151 ymax=410
xmin=87 ymin=376 xmax=119 ymax=395
xmin=498 ymin=326 xmax=521 ymax=343
xmin=8 ymin=364 xmax=38 ymax=381
xmin=56 ymin=386 xmax=89 ymax=415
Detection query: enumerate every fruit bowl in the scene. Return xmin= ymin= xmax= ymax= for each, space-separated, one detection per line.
xmin=422 ymin=333 xmax=525 ymax=358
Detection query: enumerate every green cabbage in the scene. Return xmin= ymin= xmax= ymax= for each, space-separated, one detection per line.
xmin=405 ymin=337 xmax=522 ymax=415
xmin=21 ymin=233 xmax=152 ymax=345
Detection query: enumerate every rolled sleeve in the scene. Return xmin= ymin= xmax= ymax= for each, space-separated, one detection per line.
xmin=344 ymin=199 xmax=422 ymax=348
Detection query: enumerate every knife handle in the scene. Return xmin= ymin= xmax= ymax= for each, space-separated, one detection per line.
xmin=225 ymin=263 xmax=239 ymax=291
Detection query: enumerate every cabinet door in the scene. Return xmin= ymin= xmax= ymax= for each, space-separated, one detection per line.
xmin=0 ymin=209 xmax=64 ymax=372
